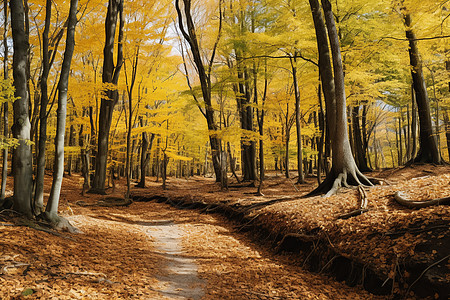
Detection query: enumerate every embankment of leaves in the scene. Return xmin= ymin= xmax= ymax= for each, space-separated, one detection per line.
xmin=132 ymin=193 xmax=449 ymax=299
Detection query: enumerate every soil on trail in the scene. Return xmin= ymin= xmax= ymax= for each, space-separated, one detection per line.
xmin=0 ymin=165 xmax=449 ymax=299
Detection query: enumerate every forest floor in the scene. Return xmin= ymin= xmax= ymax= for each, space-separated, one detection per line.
xmin=0 ymin=165 xmax=449 ymax=299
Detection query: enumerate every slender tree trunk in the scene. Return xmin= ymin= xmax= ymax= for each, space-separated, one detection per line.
xmin=79 ymin=118 xmax=90 ymax=194
xmin=352 ymin=105 xmax=371 ymax=172
xmin=34 ymin=0 xmax=52 ymax=213
xmin=291 ymin=54 xmax=305 ymax=184
xmin=46 ymin=0 xmax=78 ymax=217
xmin=443 ymin=110 xmax=450 ymax=160
xmin=175 ymin=0 xmax=222 ymax=183
xmin=137 ymin=117 xmax=154 ymax=188
xmin=67 ymin=124 xmax=75 ymax=176
xmin=92 ymin=0 xmax=124 ymax=193
xmin=10 ymin=0 xmax=33 ymax=217
xmin=398 ymin=113 xmax=403 ymax=165
xmin=317 ymin=84 xmax=325 ymax=184
xmin=1 ymin=0 xmax=9 ymax=203
xmin=227 ymin=142 xmax=240 ymax=183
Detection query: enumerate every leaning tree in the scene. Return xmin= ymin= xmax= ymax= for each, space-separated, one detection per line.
xmin=308 ymin=0 xmax=372 ymax=197
xmin=400 ymin=4 xmax=441 ymax=164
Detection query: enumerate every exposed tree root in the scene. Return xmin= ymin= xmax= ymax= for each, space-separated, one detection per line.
xmin=76 ymin=197 xmax=132 ymax=208
xmin=38 ymin=212 xmax=81 ymax=234
xmin=405 ymin=254 xmax=450 ymax=297
xmin=337 ymin=209 xmax=369 ymax=220
xmin=394 ymin=192 xmax=450 ymax=209
xmin=306 ymin=168 xmax=373 ymax=198
xmin=337 ymin=186 xmax=369 ymax=219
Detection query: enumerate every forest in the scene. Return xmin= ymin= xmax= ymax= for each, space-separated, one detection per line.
xmin=0 ymin=0 xmax=449 ymax=299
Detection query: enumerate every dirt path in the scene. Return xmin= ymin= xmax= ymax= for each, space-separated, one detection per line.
xmin=144 ymin=220 xmax=205 ymax=299
xmin=121 ymin=201 xmax=381 ymax=299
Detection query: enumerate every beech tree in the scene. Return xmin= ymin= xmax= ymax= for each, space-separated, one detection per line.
xmin=91 ymin=0 xmax=124 ymax=194
xmin=10 ymin=0 xmax=33 ymax=217
xmin=308 ymin=0 xmax=372 ymax=196
xmin=41 ymin=0 xmax=78 ymax=226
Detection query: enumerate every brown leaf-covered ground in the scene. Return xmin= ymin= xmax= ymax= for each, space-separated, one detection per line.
xmin=0 ymin=165 xmax=449 ymax=299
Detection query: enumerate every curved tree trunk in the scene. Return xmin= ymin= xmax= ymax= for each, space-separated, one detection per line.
xmin=10 ymin=0 xmax=33 ymax=217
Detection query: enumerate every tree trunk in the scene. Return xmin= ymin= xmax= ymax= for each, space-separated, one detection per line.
xmin=91 ymin=0 xmax=124 ymax=193
xmin=79 ymin=119 xmax=90 ymax=193
xmin=444 ymin=110 xmax=450 ymax=160
xmin=137 ymin=117 xmax=154 ymax=188
xmin=46 ymin=0 xmax=78 ymax=217
xmin=10 ymin=0 xmax=33 ymax=217
xmin=352 ymin=105 xmax=371 ymax=172
xmin=308 ymin=0 xmax=371 ymax=197
xmin=67 ymin=124 xmax=75 ymax=176
xmin=291 ymin=54 xmax=305 ymax=184
xmin=175 ymin=0 xmax=222 ymax=184
xmin=34 ymin=0 xmax=52 ymax=213
xmin=1 ymin=0 xmax=9 ymax=203
xmin=403 ymin=11 xmax=440 ymax=164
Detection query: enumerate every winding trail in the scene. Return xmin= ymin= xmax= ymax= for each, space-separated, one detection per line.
xmin=143 ymin=220 xmax=205 ymax=299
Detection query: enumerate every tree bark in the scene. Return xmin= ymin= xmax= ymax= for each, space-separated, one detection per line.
xmin=10 ymin=0 xmax=33 ymax=217
xmin=291 ymin=54 xmax=305 ymax=184
xmin=403 ymin=11 xmax=440 ymax=164
xmin=137 ymin=117 xmax=154 ymax=188
xmin=1 ymin=0 xmax=9 ymax=203
xmin=91 ymin=0 xmax=124 ymax=193
xmin=33 ymin=0 xmax=52 ymax=213
xmin=307 ymin=0 xmax=371 ymax=197
xmin=175 ymin=0 xmax=223 ymax=183
xmin=352 ymin=105 xmax=371 ymax=172
xmin=46 ymin=0 xmax=78 ymax=216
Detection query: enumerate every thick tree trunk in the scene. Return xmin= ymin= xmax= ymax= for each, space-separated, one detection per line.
xmin=46 ymin=0 xmax=78 ymax=217
xmin=1 ymin=0 xmax=9 ymax=203
xmin=10 ymin=0 xmax=33 ymax=217
xmin=308 ymin=0 xmax=371 ymax=197
xmin=403 ymin=12 xmax=440 ymax=164
xmin=91 ymin=0 xmax=124 ymax=193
